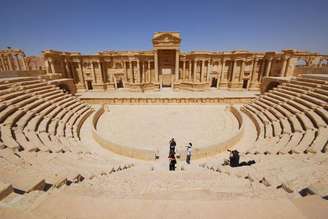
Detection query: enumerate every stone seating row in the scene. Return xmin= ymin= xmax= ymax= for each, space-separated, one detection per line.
xmin=0 ymin=77 xmax=92 ymax=153
xmin=0 ymin=148 xmax=134 ymax=199
xmin=242 ymin=76 xmax=328 ymax=154
xmin=296 ymin=76 xmax=328 ymax=85
xmin=201 ymin=153 xmax=328 ymax=196
xmin=0 ymin=78 xmax=40 ymax=91
xmin=0 ymin=78 xmax=136 ymax=203
xmin=243 ymin=105 xmax=325 ymax=154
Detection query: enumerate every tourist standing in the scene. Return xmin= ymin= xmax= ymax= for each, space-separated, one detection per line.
xmin=169 ymin=138 xmax=176 ymax=155
xmin=186 ymin=142 xmax=192 ymax=164
xmin=168 ymin=152 xmax=177 ymax=171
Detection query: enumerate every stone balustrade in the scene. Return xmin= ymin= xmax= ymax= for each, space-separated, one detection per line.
xmin=81 ymin=97 xmax=253 ymax=105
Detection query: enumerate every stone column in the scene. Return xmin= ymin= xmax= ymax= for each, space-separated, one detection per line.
xmin=65 ymin=59 xmax=71 ymax=77
xmin=97 ymin=60 xmax=104 ymax=84
xmin=248 ymin=58 xmax=258 ymax=89
xmin=175 ymin=50 xmax=179 ymax=81
xmin=207 ymin=59 xmax=211 ymax=82
xmin=284 ymin=58 xmax=291 ymax=77
xmin=188 ymin=61 xmax=192 ymax=81
xmin=137 ymin=60 xmax=140 ymax=83
xmin=217 ymin=59 xmax=224 ymax=87
xmin=258 ymin=59 xmax=264 ymax=81
xmin=142 ymin=61 xmax=146 ymax=83
xmin=154 ymin=50 xmax=159 ymax=82
xmin=50 ymin=60 xmax=55 ymax=74
xmin=130 ymin=61 xmax=134 ymax=83
xmin=265 ymin=58 xmax=272 ymax=77
xmin=14 ymin=55 xmax=21 ymax=70
xmin=193 ymin=60 xmax=197 ymax=82
xmin=280 ymin=57 xmax=287 ymax=76
xmin=0 ymin=55 xmax=7 ymax=71
xmin=215 ymin=61 xmax=219 ymax=88
xmin=22 ymin=56 xmax=27 ymax=70
xmin=148 ymin=60 xmax=151 ymax=83
xmin=231 ymin=60 xmax=237 ymax=81
xmin=7 ymin=55 xmax=13 ymax=71
xmin=250 ymin=58 xmax=257 ymax=81
xmin=182 ymin=60 xmax=186 ymax=80
xmin=0 ymin=55 xmax=2 ymax=71
xmin=127 ymin=61 xmax=132 ymax=83
xmin=240 ymin=59 xmax=245 ymax=81
xmin=123 ymin=61 xmax=127 ymax=83
xmin=200 ymin=59 xmax=205 ymax=82
xmin=91 ymin=62 xmax=97 ymax=83
xmin=78 ymin=60 xmax=86 ymax=89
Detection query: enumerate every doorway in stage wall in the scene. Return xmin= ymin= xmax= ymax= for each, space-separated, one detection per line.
xmin=86 ymin=80 xmax=93 ymax=90
xmin=117 ymin=79 xmax=124 ymax=88
xmin=211 ymin=77 xmax=218 ymax=88
xmin=161 ymin=68 xmax=173 ymax=88
xmin=158 ymin=49 xmax=176 ymax=88
xmin=242 ymin=79 xmax=248 ymax=89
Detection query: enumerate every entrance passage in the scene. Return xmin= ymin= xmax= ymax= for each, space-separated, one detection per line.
xmin=86 ymin=80 xmax=93 ymax=90
xmin=58 ymin=84 xmax=70 ymax=93
xmin=242 ymin=79 xmax=248 ymax=89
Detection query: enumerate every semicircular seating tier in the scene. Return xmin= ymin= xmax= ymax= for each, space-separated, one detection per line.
xmin=241 ymin=75 xmax=328 ymax=155
xmin=0 ymin=77 xmax=134 ymax=199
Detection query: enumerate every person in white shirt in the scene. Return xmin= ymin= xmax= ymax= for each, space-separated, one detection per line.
xmin=186 ymin=142 xmax=192 ymax=164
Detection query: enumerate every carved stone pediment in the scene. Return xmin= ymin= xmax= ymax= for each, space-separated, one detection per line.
xmin=152 ymin=32 xmax=181 ymax=49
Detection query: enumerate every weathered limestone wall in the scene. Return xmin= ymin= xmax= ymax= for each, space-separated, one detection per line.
xmin=0 ymin=70 xmax=45 ymax=78
xmin=294 ymin=66 xmax=328 ymax=75
xmin=48 ymin=78 xmax=77 ymax=95
xmin=260 ymin=77 xmax=291 ymax=94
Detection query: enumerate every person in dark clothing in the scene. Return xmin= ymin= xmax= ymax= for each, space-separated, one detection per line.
xmin=223 ymin=150 xmax=255 ymax=167
xmin=169 ymin=138 xmax=176 ymax=155
xmin=228 ymin=150 xmax=240 ymax=167
xmin=168 ymin=152 xmax=177 ymax=171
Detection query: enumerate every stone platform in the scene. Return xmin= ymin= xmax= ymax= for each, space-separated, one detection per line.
xmin=78 ymin=89 xmax=259 ymax=105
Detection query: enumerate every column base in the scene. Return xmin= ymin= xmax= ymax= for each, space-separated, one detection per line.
xmin=76 ymin=88 xmax=87 ymax=93
xmin=217 ymin=80 xmax=228 ymax=89
xmin=76 ymin=83 xmax=86 ymax=90
xmin=92 ymin=83 xmax=106 ymax=91
xmin=105 ymin=82 xmax=116 ymax=90
xmin=143 ymin=83 xmax=160 ymax=91
xmin=248 ymin=82 xmax=260 ymax=91
xmin=228 ymin=82 xmax=243 ymax=90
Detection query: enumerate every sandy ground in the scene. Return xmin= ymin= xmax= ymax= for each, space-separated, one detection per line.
xmin=97 ymin=105 xmax=238 ymax=154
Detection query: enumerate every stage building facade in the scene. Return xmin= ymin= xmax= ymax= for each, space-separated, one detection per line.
xmin=35 ymin=32 xmax=327 ymax=91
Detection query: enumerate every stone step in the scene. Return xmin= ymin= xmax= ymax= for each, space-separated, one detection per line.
xmin=28 ymin=193 xmax=309 ymax=219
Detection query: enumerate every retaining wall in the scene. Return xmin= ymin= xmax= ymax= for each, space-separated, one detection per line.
xmin=177 ymin=105 xmax=244 ymax=160
xmin=92 ymin=105 xmax=157 ymax=160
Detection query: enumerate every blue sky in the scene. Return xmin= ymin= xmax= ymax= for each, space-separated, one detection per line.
xmin=1 ymin=0 xmax=327 ymax=55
